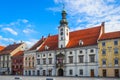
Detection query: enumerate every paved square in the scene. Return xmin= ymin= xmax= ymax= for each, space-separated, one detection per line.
xmin=0 ymin=76 xmax=119 ymax=80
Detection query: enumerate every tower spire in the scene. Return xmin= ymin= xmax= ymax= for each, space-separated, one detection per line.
xmin=60 ymin=4 xmax=68 ymax=26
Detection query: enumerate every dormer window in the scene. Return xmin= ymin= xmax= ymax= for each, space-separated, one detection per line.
xmin=45 ymin=45 xmax=49 ymax=50
xmin=79 ymin=40 xmax=84 ymax=46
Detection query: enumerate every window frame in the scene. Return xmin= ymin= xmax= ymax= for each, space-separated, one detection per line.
xmin=79 ymin=55 xmax=84 ymax=63
xmin=114 ymin=58 xmax=118 ymax=65
xmin=69 ymin=56 xmax=73 ymax=63
xmin=102 ymin=59 xmax=106 ymax=65
xmin=102 ymin=49 xmax=106 ymax=55
xmin=89 ymin=54 xmax=95 ymax=62
xmin=114 ymin=48 xmax=118 ymax=54
xmin=114 ymin=40 xmax=118 ymax=45
xmin=69 ymin=69 xmax=73 ymax=75
xmin=102 ymin=42 xmax=105 ymax=46
xmin=79 ymin=69 xmax=83 ymax=75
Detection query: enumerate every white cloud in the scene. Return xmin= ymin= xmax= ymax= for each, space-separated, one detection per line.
xmin=23 ymin=28 xmax=36 ymax=34
xmin=3 ymin=28 xmax=18 ymax=35
xmin=70 ymin=26 xmax=84 ymax=31
xmin=25 ymin=39 xmax=38 ymax=48
xmin=0 ymin=35 xmax=15 ymax=42
xmin=22 ymin=19 xmax=29 ymax=23
xmin=51 ymin=0 xmax=120 ymax=32
xmin=0 ymin=19 xmax=29 ymax=28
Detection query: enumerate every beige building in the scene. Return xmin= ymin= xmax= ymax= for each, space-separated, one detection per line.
xmin=0 ymin=43 xmax=26 ymax=75
xmin=98 ymin=25 xmax=120 ymax=77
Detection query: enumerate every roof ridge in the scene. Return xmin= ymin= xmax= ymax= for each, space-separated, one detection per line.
xmin=70 ymin=26 xmax=101 ymax=33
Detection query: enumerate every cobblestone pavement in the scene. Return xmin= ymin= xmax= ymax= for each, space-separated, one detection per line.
xmin=0 ymin=76 xmax=119 ymax=80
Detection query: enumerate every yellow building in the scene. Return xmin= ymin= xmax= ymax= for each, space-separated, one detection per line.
xmin=98 ymin=24 xmax=120 ymax=77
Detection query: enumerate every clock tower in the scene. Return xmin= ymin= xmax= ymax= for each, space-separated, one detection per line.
xmin=58 ymin=9 xmax=69 ymax=48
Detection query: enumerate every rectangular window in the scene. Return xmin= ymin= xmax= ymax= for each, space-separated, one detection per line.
xmin=89 ymin=55 xmax=95 ymax=62
xmin=43 ymin=58 xmax=46 ymax=64
xmin=102 ymin=59 xmax=106 ymax=65
xmin=37 ymin=59 xmax=40 ymax=65
xmin=102 ymin=42 xmax=105 ymax=46
xmin=102 ymin=49 xmax=106 ymax=55
xmin=114 ymin=59 xmax=118 ymax=65
xmin=79 ymin=55 xmax=84 ymax=63
xmin=80 ymin=69 xmax=83 ymax=75
xmin=69 ymin=69 xmax=73 ymax=75
xmin=49 ymin=58 xmax=52 ymax=64
xmin=69 ymin=56 xmax=73 ymax=63
xmin=114 ymin=40 xmax=118 ymax=45
xmin=114 ymin=48 xmax=118 ymax=54
xmin=43 ymin=70 xmax=46 ymax=76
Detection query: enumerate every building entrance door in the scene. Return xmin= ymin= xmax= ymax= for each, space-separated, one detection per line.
xmin=103 ymin=69 xmax=106 ymax=77
xmin=90 ymin=69 xmax=94 ymax=77
xmin=58 ymin=68 xmax=63 ymax=76
xmin=115 ymin=69 xmax=119 ymax=77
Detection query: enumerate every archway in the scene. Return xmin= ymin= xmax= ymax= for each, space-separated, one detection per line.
xmin=58 ymin=68 xmax=63 ymax=76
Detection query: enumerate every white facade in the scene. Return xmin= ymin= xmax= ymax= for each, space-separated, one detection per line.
xmin=58 ymin=25 xmax=69 ymax=48
xmin=33 ymin=46 xmax=99 ymax=77
xmin=23 ymin=50 xmax=37 ymax=76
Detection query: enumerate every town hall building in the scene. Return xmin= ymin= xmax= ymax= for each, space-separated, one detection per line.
xmin=24 ymin=9 xmax=103 ymax=77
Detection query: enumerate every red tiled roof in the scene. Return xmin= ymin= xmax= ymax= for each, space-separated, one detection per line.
xmin=13 ymin=51 xmax=24 ymax=57
xmin=0 ymin=46 xmax=5 ymax=51
xmin=39 ymin=35 xmax=58 ymax=51
xmin=0 ymin=43 xmax=22 ymax=55
xmin=29 ymin=38 xmax=46 ymax=50
xmin=38 ymin=26 xmax=101 ymax=51
xmin=67 ymin=26 xmax=101 ymax=48
xmin=99 ymin=31 xmax=120 ymax=40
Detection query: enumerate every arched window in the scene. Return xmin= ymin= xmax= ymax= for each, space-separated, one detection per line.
xmin=60 ymin=32 xmax=63 ymax=35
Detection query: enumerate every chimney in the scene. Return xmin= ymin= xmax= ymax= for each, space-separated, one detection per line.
xmin=48 ymin=33 xmax=51 ymax=37
xmin=13 ymin=42 xmax=16 ymax=44
xmin=42 ymin=36 xmax=44 ymax=40
xmin=101 ymin=22 xmax=105 ymax=33
xmin=21 ymin=40 xmax=23 ymax=43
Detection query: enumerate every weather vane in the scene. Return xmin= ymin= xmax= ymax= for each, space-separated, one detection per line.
xmin=62 ymin=3 xmax=65 ymax=10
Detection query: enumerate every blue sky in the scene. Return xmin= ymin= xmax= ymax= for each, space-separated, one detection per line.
xmin=0 ymin=0 xmax=120 ymax=47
